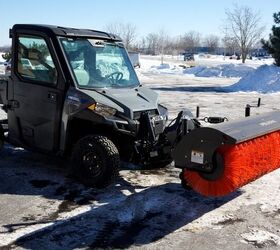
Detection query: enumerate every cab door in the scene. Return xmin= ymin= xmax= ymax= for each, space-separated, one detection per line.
xmin=8 ymin=33 xmax=65 ymax=152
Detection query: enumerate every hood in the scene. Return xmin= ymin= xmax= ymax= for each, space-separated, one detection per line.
xmin=80 ymin=86 xmax=159 ymax=118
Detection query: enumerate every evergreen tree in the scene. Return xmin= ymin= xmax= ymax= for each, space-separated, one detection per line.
xmin=262 ymin=12 xmax=280 ymax=66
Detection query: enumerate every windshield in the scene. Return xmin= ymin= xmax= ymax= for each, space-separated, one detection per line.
xmin=60 ymin=37 xmax=140 ymax=88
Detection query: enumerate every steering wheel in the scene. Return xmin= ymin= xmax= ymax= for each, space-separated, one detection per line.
xmin=105 ymin=72 xmax=123 ymax=83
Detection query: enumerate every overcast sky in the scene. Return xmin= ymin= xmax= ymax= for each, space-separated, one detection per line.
xmin=0 ymin=0 xmax=278 ymax=45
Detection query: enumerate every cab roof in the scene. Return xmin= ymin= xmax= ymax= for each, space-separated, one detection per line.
xmin=11 ymin=24 xmax=122 ymax=42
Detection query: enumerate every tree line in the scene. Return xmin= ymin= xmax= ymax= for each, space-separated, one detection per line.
xmin=105 ymin=4 xmax=279 ymax=64
xmin=105 ymin=23 xmax=225 ymax=56
xmin=1 ymin=5 xmax=279 ymax=65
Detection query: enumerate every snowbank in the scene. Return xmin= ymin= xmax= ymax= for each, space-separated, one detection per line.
xmin=228 ymin=65 xmax=280 ymax=93
xmin=184 ymin=64 xmax=255 ymax=78
xmin=147 ymin=63 xmax=254 ymax=78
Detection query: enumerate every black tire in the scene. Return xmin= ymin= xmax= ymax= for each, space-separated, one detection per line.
xmin=71 ymin=135 xmax=120 ymax=188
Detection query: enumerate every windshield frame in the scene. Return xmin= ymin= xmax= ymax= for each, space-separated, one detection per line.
xmin=58 ymin=36 xmax=140 ymax=90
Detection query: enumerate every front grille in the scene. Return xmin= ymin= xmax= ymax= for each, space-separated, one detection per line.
xmin=133 ymin=109 xmax=158 ymax=120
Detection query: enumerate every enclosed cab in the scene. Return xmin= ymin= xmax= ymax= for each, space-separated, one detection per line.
xmin=0 ymin=24 xmax=171 ymax=187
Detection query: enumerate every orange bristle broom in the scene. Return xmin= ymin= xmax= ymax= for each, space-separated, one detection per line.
xmin=183 ymin=131 xmax=280 ymax=197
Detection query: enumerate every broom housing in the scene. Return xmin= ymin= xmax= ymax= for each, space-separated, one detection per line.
xmin=173 ymin=110 xmax=280 ymax=196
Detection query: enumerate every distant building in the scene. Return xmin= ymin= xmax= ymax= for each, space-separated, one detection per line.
xmin=184 ymin=47 xmax=270 ymax=57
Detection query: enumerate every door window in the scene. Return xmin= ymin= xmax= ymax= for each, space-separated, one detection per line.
xmin=17 ymin=36 xmax=57 ymax=85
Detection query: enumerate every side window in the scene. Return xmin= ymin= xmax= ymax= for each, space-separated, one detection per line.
xmin=17 ymin=36 xmax=57 ymax=85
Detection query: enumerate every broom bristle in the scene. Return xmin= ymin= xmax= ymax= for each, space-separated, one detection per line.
xmin=183 ymin=131 xmax=280 ymax=197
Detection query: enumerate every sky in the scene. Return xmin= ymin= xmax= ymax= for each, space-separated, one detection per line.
xmin=0 ymin=0 xmax=278 ymax=46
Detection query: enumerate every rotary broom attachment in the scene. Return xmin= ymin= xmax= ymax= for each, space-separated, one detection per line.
xmin=172 ymin=111 xmax=280 ymax=197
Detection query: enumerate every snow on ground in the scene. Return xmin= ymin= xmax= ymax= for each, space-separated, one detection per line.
xmin=140 ymin=54 xmax=280 ymax=94
xmin=193 ymin=54 xmax=274 ymax=67
xmin=141 ymin=54 xmax=274 ymax=69
xmin=147 ymin=63 xmax=254 ymax=78
xmin=0 ymin=56 xmax=280 ymax=249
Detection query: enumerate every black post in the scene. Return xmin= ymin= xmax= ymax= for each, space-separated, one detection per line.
xmin=257 ymin=98 xmax=261 ymax=107
xmin=245 ymin=105 xmax=251 ymax=117
xmin=196 ymin=106 xmax=200 ymax=118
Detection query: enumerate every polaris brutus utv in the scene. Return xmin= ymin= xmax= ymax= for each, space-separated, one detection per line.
xmin=1 ymin=24 xmax=280 ymax=196
xmin=0 ymin=24 xmax=178 ymax=187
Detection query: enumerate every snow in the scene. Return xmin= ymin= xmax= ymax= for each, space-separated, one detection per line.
xmin=140 ymin=55 xmax=280 ymax=94
xmin=1 ymin=55 xmax=280 ymax=249
xmin=228 ymin=64 xmax=280 ymax=93
xmin=0 ymin=53 xmax=5 ymax=63
xmin=148 ymin=63 xmax=187 ymax=76
xmin=141 ymin=54 xmax=274 ymax=68
xmin=193 ymin=54 xmax=274 ymax=67
xmin=241 ymin=229 xmax=280 ymax=248
xmin=185 ymin=64 xmax=254 ymax=78
xmin=146 ymin=63 xmax=255 ymax=78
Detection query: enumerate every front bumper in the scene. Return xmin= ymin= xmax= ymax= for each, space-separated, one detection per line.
xmin=104 ymin=108 xmax=168 ymax=139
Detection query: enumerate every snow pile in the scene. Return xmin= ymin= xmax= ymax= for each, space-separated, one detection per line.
xmin=151 ymin=63 xmax=170 ymax=70
xmin=184 ymin=64 xmax=254 ymax=78
xmin=149 ymin=63 xmax=186 ymax=75
xmin=241 ymin=229 xmax=280 ymax=248
xmin=182 ymin=65 xmax=206 ymax=76
xmin=146 ymin=63 xmax=254 ymax=78
xmin=220 ymin=64 xmax=255 ymax=78
xmin=228 ymin=65 xmax=280 ymax=93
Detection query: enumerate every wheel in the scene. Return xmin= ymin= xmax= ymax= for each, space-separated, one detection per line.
xmin=71 ymin=135 xmax=120 ymax=187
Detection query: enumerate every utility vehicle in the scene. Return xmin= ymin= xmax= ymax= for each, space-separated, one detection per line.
xmin=0 ymin=24 xmax=184 ymax=187
xmin=1 ymin=24 xmax=279 ymax=196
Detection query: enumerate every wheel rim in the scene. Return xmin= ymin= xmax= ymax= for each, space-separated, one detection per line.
xmin=82 ymin=151 xmax=103 ymax=177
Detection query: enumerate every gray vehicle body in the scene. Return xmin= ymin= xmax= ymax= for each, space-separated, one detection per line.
xmin=0 ymin=24 xmax=173 ymax=165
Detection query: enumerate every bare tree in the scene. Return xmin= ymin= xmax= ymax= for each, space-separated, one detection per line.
xmin=105 ymin=22 xmax=137 ymax=50
xmin=222 ymin=35 xmax=239 ymax=56
xmin=138 ymin=34 xmax=183 ymax=56
xmin=181 ymin=31 xmax=201 ymax=53
xmin=170 ymin=36 xmax=183 ymax=55
xmin=225 ymin=4 xmax=264 ymax=63
xmin=204 ymin=35 xmax=220 ymax=53
xmin=145 ymin=33 xmax=159 ymax=55
xmin=157 ymin=29 xmax=170 ymax=64
xmin=138 ymin=37 xmax=146 ymax=52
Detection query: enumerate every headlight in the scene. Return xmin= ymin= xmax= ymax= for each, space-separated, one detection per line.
xmin=152 ymin=115 xmax=168 ymax=122
xmin=88 ymin=103 xmax=117 ymax=117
